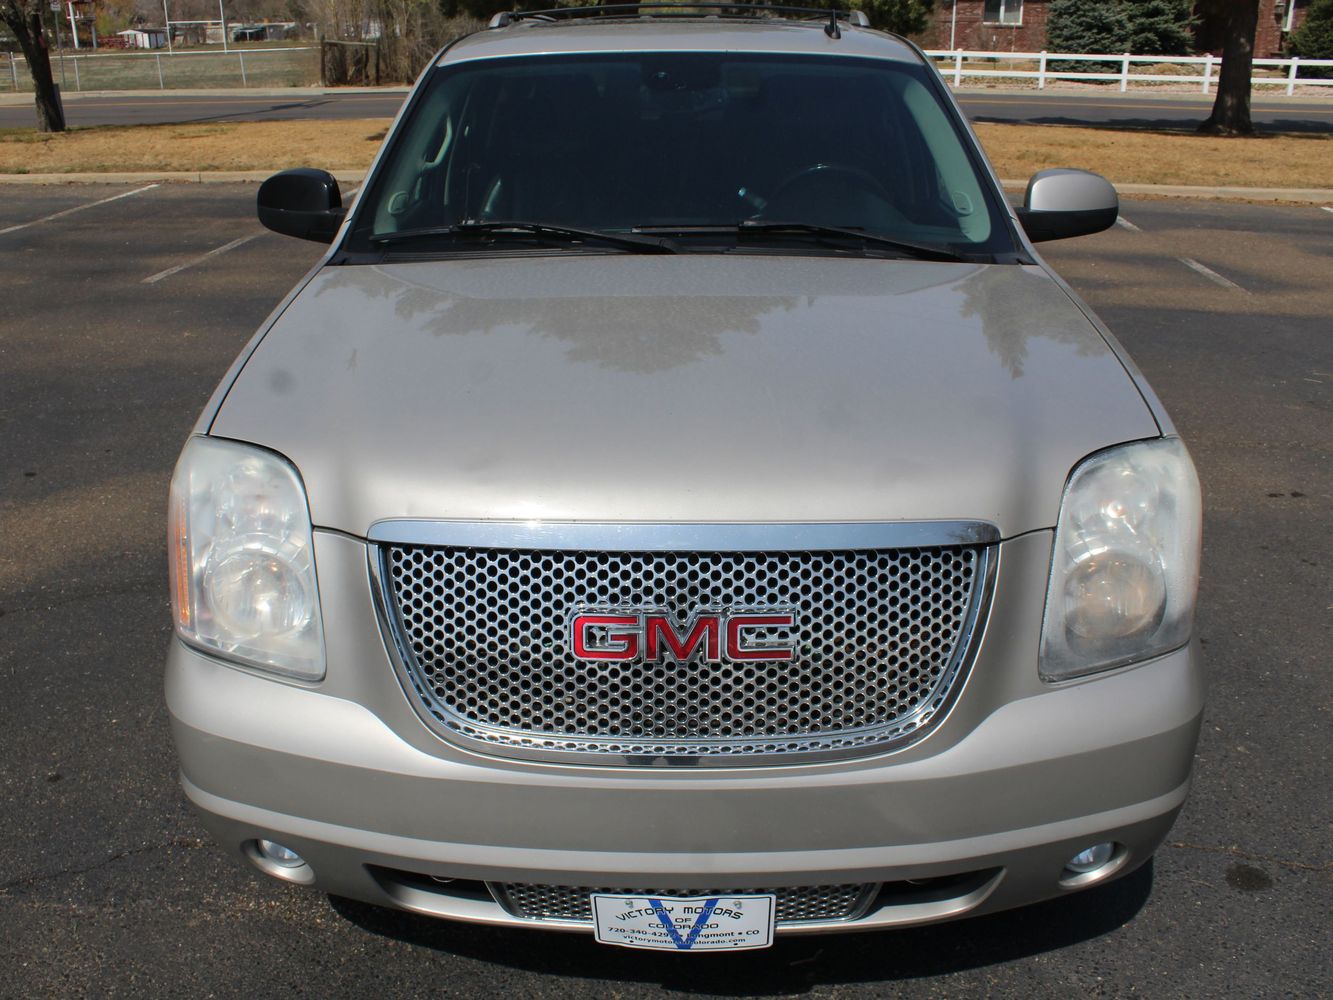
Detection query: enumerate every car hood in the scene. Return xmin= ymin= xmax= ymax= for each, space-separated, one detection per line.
xmin=212 ymin=254 xmax=1158 ymax=538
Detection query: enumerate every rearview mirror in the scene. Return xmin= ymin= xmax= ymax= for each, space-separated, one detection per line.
xmin=1016 ymin=169 xmax=1118 ymax=243
xmin=257 ymin=168 xmax=346 ymax=244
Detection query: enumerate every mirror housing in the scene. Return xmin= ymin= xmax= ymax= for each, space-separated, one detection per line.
xmin=257 ymin=168 xmax=346 ymax=243
xmin=1016 ymin=169 xmax=1118 ymax=243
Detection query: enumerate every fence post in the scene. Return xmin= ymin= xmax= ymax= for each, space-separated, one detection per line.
xmin=1202 ymin=53 xmax=1213 ymax=94
xmin=1286 ymin=56 xmax=1299 ymax=97
xmin=1038 ymin=51 xmax=1047 ymax=90
xmin=953 ymin=50 xmax=963 ymax=87
xmin=238 ymin=50 xmax=247 ymax=86
xmin=156 ymin=53 xmax=164 ymax=89
xmin=72 ymin=55 xmax=80 ymax=92
xmin=1120 ymin=53 xmax=1130 ymax=92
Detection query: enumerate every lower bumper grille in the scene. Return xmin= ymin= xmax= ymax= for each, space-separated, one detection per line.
xmin=492 ymin=882 xmax=876 ymax=925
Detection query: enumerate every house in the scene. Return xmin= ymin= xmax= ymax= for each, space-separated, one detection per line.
xmin=229 ymin=22 xmax=298 ymax=43
xmin=919 ymin=1 xmax=1050 ymax=52
xmin=1199 ymin=0 xmax=1312 ymax=59
xmin=116 ymin=27 xmax=168 ymax=49
xmin=919 ymin=1 xmax=1311 ymax=58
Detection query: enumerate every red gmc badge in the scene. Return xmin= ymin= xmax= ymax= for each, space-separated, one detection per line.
xmin=569 ymin=610 xmax=797 ymax=663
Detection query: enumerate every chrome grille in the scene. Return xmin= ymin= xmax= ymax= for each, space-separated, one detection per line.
xmin=493 ymin=883 xmax=875 ymax=925
xmin=378 ymin=537 xmax=989 ymax=762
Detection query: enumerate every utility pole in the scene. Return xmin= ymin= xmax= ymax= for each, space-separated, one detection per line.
xmin=162 ymin=0 xmax=173 ymax=53
xmin=219 ymin=0 xmax=228 ymax=52
xmin=50 ymin=0 xmax=67 ymax=88
xmin=66 ymin=0 xmax=78 ymax=49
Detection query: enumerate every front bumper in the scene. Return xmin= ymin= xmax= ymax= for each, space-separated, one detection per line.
xmin=166 ymin=530 xmax=1204 ymax=935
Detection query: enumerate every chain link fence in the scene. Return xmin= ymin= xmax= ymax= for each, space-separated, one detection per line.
xmin=3 ymin=47 xmax=318 ymax=92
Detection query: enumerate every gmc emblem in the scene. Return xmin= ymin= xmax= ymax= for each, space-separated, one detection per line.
xmin=569 ymin=610 xmax=797 ymax=663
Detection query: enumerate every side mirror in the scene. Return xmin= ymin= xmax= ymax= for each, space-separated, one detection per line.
xmin=257 ymin=168 xmax=346 ymax=244
xmin=1016 ymin=169 xmax=1118 ymax=243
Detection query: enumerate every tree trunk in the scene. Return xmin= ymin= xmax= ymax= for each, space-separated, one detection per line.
xmin=1199 ymin=0 xmax=1259 ymax=136
xmin=3 ymin=4 xmax=67 ymax=132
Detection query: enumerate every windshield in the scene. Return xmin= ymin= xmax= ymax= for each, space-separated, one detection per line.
xmin=345 ymin=51 xmax=1015 ymax=257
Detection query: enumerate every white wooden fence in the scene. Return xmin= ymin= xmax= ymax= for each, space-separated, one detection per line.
xmin=925 ymin=50 xmax=1333 ymax=96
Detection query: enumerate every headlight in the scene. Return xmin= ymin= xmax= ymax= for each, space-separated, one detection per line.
xmin=1040 ymin=437 xmax=1200 ymax=681
xmin=168 ymin=436 xmax=325 ymax=680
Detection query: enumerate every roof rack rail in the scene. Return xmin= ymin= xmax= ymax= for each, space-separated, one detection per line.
xmin=487 ymin=4 xmax=870 ymax=31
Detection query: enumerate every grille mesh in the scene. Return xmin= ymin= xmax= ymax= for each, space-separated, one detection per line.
xmin=381 ymin=543 xmax=984 ymax=759
xmin=494 ymin=883 xmax=874 ymax=925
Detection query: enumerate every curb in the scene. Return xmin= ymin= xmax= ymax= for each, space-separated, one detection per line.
xmin=0 ymin=169 xmax=368 ymax=184
xmin=0 ymin=86 xmax=410 ymax=105
xmin=2 ymin=171 xmax=1328 ymax=204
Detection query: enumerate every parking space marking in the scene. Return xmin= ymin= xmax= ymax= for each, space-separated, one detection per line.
xmin=142 ymin=232 xmax=263 ymax=284
xmin=1322 ymin=206 xmax=1333 ymax=215
xmin=1178 ymin=257 xmax=1247 ymax=293
xmin=1115 ymin=217 xmax=1142 ymax=232
xmin=140 ymin=186 xmax=357 ymax=284
xmin=0 ymin=184 xmax=159 ymax=236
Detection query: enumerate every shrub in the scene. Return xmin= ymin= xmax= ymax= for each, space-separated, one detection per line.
xmin=1047 ymin=0 xmax=1132 ymax=73
xmin=1124 ymin=0 xmax=1196 ymax=56
xmin=1288 ymin=0 xmax=1333 ymax=78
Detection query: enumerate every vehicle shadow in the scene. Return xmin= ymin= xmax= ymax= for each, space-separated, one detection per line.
xmin=327 ymin=861 xmax=1154 ymax=994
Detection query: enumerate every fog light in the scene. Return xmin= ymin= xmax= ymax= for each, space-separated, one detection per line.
xmin=1065 ymin=842 xmax=1115 ymax=875
xmin=257 ymin=839 xmax=305 ymax=868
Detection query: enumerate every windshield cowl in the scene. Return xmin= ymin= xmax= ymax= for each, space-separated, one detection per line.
xmin=370 ymin=221 xmax=679 ymax=254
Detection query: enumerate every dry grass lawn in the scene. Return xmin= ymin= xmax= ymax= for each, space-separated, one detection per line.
xmin=1 ymin=118 xmax=1329 ymax=190
xmin=0 ymin=119 xmax=389 ymax=174
xmin=973 ymin=123 xmax=1333 ymax=189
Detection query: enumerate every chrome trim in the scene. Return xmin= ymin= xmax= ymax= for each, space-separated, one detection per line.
xmin=487 ymin=881 xmax=883 ymax=926
xmin=368 ymin=525 xmax=998 ymax=768
xmin=366 ymin=518 xmax=1000 ymax=551
xmin=365 ymin=867 xmax=1005 ymax=935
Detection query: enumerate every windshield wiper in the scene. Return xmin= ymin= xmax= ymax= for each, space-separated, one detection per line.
xmin=370 ymin=221 xmax=677 ymax=254
xmin=635 ymin=222 xmax=966 ymax=262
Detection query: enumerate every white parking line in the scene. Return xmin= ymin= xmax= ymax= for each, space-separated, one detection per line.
xmin=0 ymin=184 xmax=159 ymax=237
xmin=1322 ymin=206 xmax=1333 ymax=215
xmin=142 ymin=232 xmax=262 ymax=284
xmin=1178 ymin=257 xmax=1247 ymax=293
xmin=142 ymin=187 xmax=357 ymax=284
xmin=1115 ymin=216 xmax=1142 ymax=232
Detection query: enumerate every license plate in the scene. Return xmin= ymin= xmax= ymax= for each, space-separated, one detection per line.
xmin=591 ymin=893 xmax=776 ymax=952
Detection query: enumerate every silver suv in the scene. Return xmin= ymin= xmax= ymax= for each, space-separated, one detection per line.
xmin=166 ymin=5 xmax=1203 ymax=953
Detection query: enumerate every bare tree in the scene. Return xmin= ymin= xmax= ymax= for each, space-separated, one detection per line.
xmin=0 ymin=0 xmax=66 ymax=131
xmin=1198 ymin=0 xmax=1260 ymax=135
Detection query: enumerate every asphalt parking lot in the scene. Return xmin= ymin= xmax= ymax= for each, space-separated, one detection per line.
xmin=0 ymin=184 xmax=1329 ymax=998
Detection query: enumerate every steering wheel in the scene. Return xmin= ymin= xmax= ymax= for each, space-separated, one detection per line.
xmin=756 ymin=162 xmax=894 ymax=217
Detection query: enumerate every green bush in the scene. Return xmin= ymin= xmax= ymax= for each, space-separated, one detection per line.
xmin=1048 ymin=0 xmax=1196 ymax=75
xmin=1124 ymin=0 xmax=1196 ymax=56
xmin=1047 ymin=0 xmax=1131 ymax=73
xmin=1288 ymin=0 xmax=1333 ymax=78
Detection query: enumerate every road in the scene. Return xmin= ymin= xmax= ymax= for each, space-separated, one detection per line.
xmin=0 ymin=185 xmax=1329 ymax=997
xmin=1 ymin=87 xmax=1332 ymax=131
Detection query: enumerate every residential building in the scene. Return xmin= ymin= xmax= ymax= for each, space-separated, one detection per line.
xmin=919 ymin=1 xmax=1311 ymax=58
